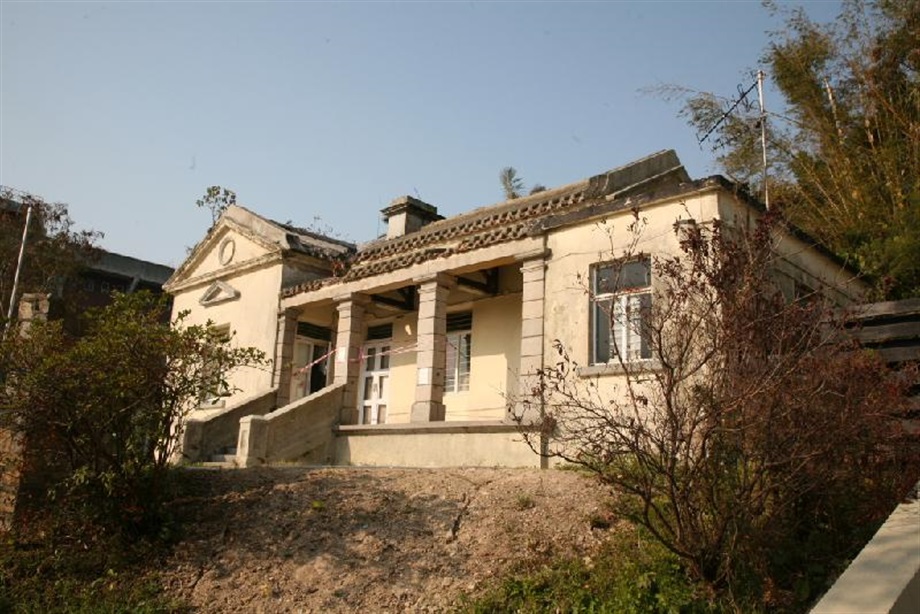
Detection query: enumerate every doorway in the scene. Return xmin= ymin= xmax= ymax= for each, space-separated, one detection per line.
xmin=289 ymin=338 xmax=330 ymax=403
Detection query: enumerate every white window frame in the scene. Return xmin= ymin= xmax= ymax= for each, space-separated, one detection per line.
xmin=591 ymin=258 xmax=652 ymax=365
xmin=445 ymin=330 xmax=471 ymax=393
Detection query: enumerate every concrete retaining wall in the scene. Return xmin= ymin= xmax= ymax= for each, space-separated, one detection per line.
xmin=335 ymin=421 xmax=542 ymax=467
xmin=812 ymin=483 xmax=920 ymax=614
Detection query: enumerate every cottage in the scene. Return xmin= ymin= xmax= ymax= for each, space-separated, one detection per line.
xmin=165 ymin=150 xmax=864 ymax=468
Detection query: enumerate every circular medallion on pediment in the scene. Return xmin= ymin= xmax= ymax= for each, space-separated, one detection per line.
xmin=218 ymin=238 xmax=236 ymax=265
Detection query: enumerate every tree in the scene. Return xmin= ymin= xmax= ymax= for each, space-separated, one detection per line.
xmin=0 ymin=292 xmax=265 ymax=535
xmin=675 ymin=0 xmax=920 ymax=299
xmin=499 ymin=167 xmax=525 ymax=200
xmin=196 ymin=185 xmax=237 ymax=226
xmin=515 ymin=212 xmax=916 ymax=606
xmin=0 ymin=188 xmax=101 ymax=327
xmin=500 ymin=167 xmax=547 ymax=200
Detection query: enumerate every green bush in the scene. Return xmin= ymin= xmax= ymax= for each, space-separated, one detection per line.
xmin=0 ymin=292 xmax=265 ymax=537
xmin=465 ymin=528 xmax=718 ymax=614
xmin=0 ymin=530 xmax=184 ymax=613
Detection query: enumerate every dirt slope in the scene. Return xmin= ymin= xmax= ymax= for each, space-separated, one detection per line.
xmin=161 ymin=466 xmax=618 ymax=613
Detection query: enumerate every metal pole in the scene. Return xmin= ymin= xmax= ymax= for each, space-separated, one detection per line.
xmin=4 ymin=200 xmax=34 ymax=332
xmin=757 ymin=70 xmax=770 ymax=210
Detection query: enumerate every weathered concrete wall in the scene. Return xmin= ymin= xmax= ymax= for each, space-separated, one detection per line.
xmin=335 ymin=422 xmax=541 ymax=467
xmin=179 ymin=388 xmax=277 ymax=462
xmin=237 ymin=383 xmax=344 ymax=467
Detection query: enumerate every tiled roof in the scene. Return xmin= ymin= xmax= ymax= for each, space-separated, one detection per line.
xmin=281 ymin=150 xmax=689 ymax=298
xmin=270 ymin=218 xmax=357 ymax=259
xmin=281 ymin=182 xmax=589 ymax=298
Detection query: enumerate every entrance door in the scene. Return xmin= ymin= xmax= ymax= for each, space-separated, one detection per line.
xmin=290 ymin=339 xmax=330 ymax=403
xmin=359 ymin=341 xmax=390 ymax=424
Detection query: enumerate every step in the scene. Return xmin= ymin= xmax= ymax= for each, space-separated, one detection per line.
xmin=210 ymin=453 xmax=238 ymax=464
xmin=197 ymin=461 xmax=236 ymax=469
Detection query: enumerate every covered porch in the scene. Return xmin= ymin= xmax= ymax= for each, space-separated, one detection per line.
xmin=260 ymin=242 xmax=550 ymax=466
xmin=276 ymin=249 xmax=547 ymax=428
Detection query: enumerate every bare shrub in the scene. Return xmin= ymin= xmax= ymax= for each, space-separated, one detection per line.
xmin=516 ymin=212 xmax=917 ymax=603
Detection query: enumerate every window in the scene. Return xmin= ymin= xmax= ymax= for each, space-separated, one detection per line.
xmin=592 ymin=258 xmax=652 ymax=364
xmin=201 ymin=324 xmax=232 ymax=407
xmin=445 ymin=311 xmax=472 ymax=392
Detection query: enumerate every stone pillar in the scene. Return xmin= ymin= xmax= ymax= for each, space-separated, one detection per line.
xmin=517 ymin=257 xmax=546 ymax=423
xmin=237 ymin=415 xmax=268 ymax=468
xmin=272 ymin=308 xmax=300 ymax=409
xmin=2 ymin=293 xmax=54 ymax=532
xmin=333 ymin=294 xmax=369 ymax=425
xmin=17 ymin=293 xmax=52 ymax=336
xmin=411 ymin=273 xmax=456 ymax=422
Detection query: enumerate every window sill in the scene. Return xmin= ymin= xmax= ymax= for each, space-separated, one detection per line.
xmin=577 ymin=360 xmax=662 ymax=378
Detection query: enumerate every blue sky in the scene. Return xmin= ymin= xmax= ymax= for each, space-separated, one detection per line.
xmin=1 ymin=1 xmax=841 ymax=267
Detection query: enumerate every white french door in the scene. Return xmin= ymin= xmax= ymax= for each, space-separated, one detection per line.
xmin=359 ymin=341 xmax=390 ymax=425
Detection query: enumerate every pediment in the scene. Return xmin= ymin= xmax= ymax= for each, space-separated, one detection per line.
xmin=199 ymin=280 xmax=240 ymax=306
xmin=165 ymin=217 xmax=281 ymax=291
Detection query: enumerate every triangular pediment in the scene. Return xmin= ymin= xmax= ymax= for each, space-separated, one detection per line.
xmin=164 ymin=212 xmax=282 ymax=291
xmin=199 ymin=280 xmax=240 ymax=306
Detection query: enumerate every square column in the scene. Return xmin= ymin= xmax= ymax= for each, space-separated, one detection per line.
xmin=333 ymin=294 xmax=369 ymax=425
xmin=517 ymin=257 xmax=546 ymax=423
xmin=272 ymin=308 xmax=300 ymax=408
xmin=411 ymin=273 xmax=456 ymax=422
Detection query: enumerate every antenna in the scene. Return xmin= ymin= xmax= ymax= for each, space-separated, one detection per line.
xmin=698 ymin=72 xmax=770 ymax=210
xmin=697 ymin=79 xmax=758 ymax=146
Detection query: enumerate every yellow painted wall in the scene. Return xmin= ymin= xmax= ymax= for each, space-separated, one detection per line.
xmin=171 ymin=257 xmax=282 ymax=403
xmin=446 ymin=294 xmax=521 ymax=421
xmin=543 ymin=192 xmax=718 ymax=370
xmin=384 ymin=312 xmax=419 ymax=424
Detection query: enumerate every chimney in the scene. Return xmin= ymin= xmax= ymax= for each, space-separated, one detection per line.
xmin=381 ymin=196 xmax=443 ymax=239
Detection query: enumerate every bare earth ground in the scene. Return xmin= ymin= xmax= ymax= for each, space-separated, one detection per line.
xmin=160 ymin=466 xmax=619 ymax=613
